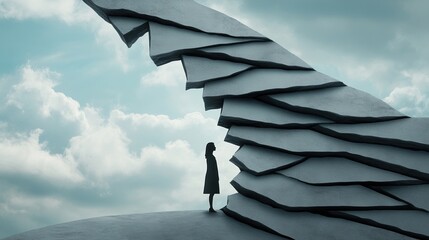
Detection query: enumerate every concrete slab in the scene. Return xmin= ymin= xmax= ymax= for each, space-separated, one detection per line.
xmin=226 ymin=126 xmax=429 ymax=180
xmin=2 ymin=211 xmax=285 ymax=240
xmin=83 ymin=0 xmax=265 ymax=38
xmin=149 ymin=22 xmax=259 ymax=65
xmin=108 ymin=16 xmax=148 ymax=47
xmin=219 ymin=98 xmax=332 ymax=128
xmin=316 ymin=118 xmax=429 ymax=152
xmin=342 ymin=210 xmax=429 ymax=239
xmin=230 ymin=145 xmax=306 ymax=175
xmin=200 ymin=41 xmax=312 ymax=71
xmin=381 ymin=184 xmax=429 ymax=212
xmin=224 ymin=194 xmax=413 ymax=240
xmin=232 ymin=172 xmax=405 ymax=210
xmin=182 ymin=56 xmax=252 ymax=89
xmin=279 ymin=157 xmax=419 ymax=185
xmin=263 ymin=86 xmax=406 ymax=123
xmin=204 ymin=69 xmax=342 ymax=109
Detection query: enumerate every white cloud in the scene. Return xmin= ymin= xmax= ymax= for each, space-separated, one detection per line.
xmin=384 ymin=86 xmax=428 ymax=116
xmin=140 ymin=61 xmax=186 ymax=87
xmin=7 ymin=65 xmax=86 ymax=127
xmin=0 ymin=0 xmax=92 ymax=24
xmin=2 ymin=64 xmax=235 ymax=192
xmin=0 ymin=0 xmax=138 ymax=72
xmin=94 ymin=21 xmax=135 ymax=72
xmin=0 ymin=129 xmax=84 ymax=184
xmin=65 ymin=118 xmax=143 ymax=180
xmin=110 ymin=109 xmax=216 ymax=130
xmin=383 ymin=70 xmax=429 ymax=116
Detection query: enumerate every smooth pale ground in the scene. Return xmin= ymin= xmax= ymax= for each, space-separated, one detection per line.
xmin=2 ymin=211 xmax=285 ymax=240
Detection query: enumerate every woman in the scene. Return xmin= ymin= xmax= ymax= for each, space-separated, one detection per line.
xmin=203 ymin=142 xmax=219 ymax=212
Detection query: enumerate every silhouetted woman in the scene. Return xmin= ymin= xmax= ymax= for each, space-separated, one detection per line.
xmin=204 ymin=142 xmax=219 ymax=212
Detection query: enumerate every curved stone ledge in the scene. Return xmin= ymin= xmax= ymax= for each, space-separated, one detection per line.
xmin=108 ymin=16 xmax=149 ymax=47
xmin=226 ymin=126 xmax=429 ymax=180
xmin=315 ymin=118 xmax=429 ymax=152
xmin=219 ymin=98 xmax=332 ymax=128
xmin=337 ymin=210 xmax=429 ymax=240
xmin=82 ymin=0 xmax=266 ymax=39
xmin=149 ymin=22 xmax=263 ymax=66
xmin=198 ymin=41 xmax=312 ymax=71
xmin=181 ymin=56 xmax=252 ymax=89
xmin=230 ymin=145 xmax=306 ymax=176
xmin=203 ymin=69 xmax=342 ymax=109
xmin=380 ymin=184 xmax=429 ymax=212
xmin=231 ymin=172 xmax=407 ymax=211
xmin=224 ymin=194 xmax=413 ymax=240
xmin=278 ymin=157 xmax=420 ymax=185
xmin=262 ymin=86 xmax=406 ymax=123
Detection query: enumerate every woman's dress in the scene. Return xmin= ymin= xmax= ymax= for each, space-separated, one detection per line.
xmin=203 ymin=154 xmax=219 ymax=194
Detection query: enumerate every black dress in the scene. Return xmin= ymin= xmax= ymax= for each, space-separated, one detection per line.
xmin=203 ymin=154 xmax=220 ymax=194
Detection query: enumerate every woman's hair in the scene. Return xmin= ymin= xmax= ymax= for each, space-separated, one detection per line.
xmin=205 ymin=142 xmax=215 ymax=157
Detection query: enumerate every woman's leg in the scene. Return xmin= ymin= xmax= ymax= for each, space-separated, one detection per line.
xmin=209 ymin=194 xmax=215 ymax=211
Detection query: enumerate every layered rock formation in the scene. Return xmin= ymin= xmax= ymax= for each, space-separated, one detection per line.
xmin=82 ymin=1 xmax=429 ymax=239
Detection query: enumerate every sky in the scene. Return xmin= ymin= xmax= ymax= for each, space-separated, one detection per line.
xmin=0 ymin=0 xmax=428 ymax=238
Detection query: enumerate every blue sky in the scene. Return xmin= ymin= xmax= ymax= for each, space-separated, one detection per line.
xmin=1 ymin=0 xmax=428 ymax=238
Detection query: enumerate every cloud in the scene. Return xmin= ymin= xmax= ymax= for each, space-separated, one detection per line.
xmin=0 ymin=63 xmax=238 ymax=238
xmin=140 ymin=61 xmax=186 ymax=87
xmin=93 ymin=21 xmax=135 ymax=72
xmin=7 ymin=65 xmax=86 ymax=126
xmin=65 ymin=114 xmax=144 ymax=180
xmin=0 ymin=0 xmax=92 ymax=24
xmin=0 ymin=129 xmax=84 ymax=184
xmin=384 ymin=70 xmax=429 ymax=116
xmin=0 ymin=0 xmax=139 ymax=72
xmin=110 ymin=109 xmax=216 ymax=130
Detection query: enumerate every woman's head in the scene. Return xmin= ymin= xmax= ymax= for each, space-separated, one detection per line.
xmin=205 ymin=142 xmax=216 ymax=156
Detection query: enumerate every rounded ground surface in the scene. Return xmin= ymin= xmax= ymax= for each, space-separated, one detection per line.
xmin=2 ymin=210 xmax=285 ymax=240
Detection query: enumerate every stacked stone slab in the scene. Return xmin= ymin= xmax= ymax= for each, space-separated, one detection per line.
xmin=83 ymin=1 xmax=429 ymax=239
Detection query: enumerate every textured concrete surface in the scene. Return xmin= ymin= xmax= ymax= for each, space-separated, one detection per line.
xmin=278 ymin=157 xmax=418 ymax=185
xmin=316 ymin=118 xmax=429 ymax=151
xmin=108 ymin=16 xmax=148 ymax=47
xmin=381 ymin=184 xmax=429 ymax=211
xmin=224 ymin=194 xmax=414 ymax=240
xmin=230 ymin=145 xmax=305 ymax=175
xmin=149 ymin=22 xmax=259 ymax=65
xmin=200 ymin=41 xmax=312 ymax=70
xmin=232 ymin=172 xmax=406 ymax=210
xmin=83 ymin=0 xmax=265 ymax=38
xmin=342 ymin=210 xmax=429 ymax=239
xmin=204 ymin=69 xmax=342 ymax=109
xmin=219 ymin=98 xmax=332 ymax=128
xmin=226 ymin=126 xmax=429 ymax=180
xmin=2 ymin=211 xmax=285 ymax=240
xmin=182 ymin=56 xmax=251 ymax=89
xmin=264 ymin=86 xmax=406 ymax=122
